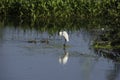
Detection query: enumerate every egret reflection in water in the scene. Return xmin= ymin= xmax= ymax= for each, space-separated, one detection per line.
xmin=59 ymin=48 xmax=69 ymax=65
xmin=59 ymin=51 xmax=69 ymax=64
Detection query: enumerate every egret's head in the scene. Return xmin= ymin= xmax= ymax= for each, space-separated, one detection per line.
xmin=59 ymin=31 xmax=62 ymax=36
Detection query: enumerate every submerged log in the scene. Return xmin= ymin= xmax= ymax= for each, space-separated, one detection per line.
xmin=26 ymin=39 xmax=49 ymax=44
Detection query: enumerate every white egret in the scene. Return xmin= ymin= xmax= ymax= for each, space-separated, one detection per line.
xmin=59 ymin=31 xmax=69 ymax=42
xmin=59 ymin=31 xmax=69 ymax=48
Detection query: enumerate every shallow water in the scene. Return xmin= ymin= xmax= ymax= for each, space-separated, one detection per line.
xmin=0 ymin=27 xmax=120 ymax=80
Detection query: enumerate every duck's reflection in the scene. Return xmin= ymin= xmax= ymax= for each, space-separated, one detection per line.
xmin=59 ymin=49 xmax=69 ymax=65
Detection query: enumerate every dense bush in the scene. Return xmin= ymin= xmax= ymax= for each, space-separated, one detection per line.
xmin=0 ymin=0 xmax=120 ymax=19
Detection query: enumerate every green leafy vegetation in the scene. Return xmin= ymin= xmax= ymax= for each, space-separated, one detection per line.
xmin=93 ymin=28 xmax=120 ymax=52
xmin=0 ymin=0 xmax=120 ymax=19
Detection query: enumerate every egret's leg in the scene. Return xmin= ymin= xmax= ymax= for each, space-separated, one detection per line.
xmin=63 ymin=40 xmax=66 ymax=50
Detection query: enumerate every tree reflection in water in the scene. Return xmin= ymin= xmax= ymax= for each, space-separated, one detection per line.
xmin=107 ymin=63 xmax=120 ymax=80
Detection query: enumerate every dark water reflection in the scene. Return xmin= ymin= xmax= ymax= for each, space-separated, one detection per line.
xmin=0 ymin=27 xmax=120 ymax=80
